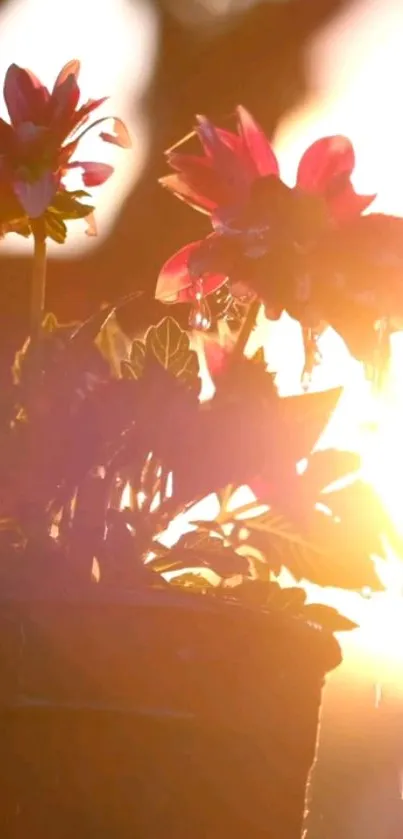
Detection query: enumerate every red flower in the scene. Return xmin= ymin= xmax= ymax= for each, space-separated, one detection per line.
xmin=156 ymin=106 xmax=374 ymax=305
xmin=0 ymin=59 xmax=130 ymax=223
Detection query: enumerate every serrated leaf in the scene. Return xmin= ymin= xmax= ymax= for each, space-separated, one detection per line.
xmin=303 ymin=604 xmax=358 ymax=632
xmin=121 ymin=360 xmax=136 ymax=380
xmin=182 ymin=524 xmax=225 ymax=542
xmin=173 ymin=531 xmax=249 ymax=577
xmin=49 ymin=189 xmax=94 ymax=220
xmin=237 ymin=507 xmax=383 ymax=591
xmin=45 ymin=214 xmax=67 ymax=244
xmin=130 ymin=339 xmax=146 ymax=378
xmin=250 ymin=347 xmax=266 ymax=367
xmin=145 ymin=317 xmax=200 ymax=386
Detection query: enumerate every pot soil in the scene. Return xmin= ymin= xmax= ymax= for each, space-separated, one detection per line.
xmin=0 ymin=587 xmax=341 ymax=839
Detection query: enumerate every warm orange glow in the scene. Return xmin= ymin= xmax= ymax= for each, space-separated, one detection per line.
xmin=268 ymin=0 xmax=403 ymax=650
xmin=182 ymin=0 xmax=403 ymax=665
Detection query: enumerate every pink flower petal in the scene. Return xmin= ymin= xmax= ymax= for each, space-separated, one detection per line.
xmin=53 ymin=60 xmax=80 ymax=91
xmin=155 ymin=240 xmax=226 ymax=303
xmin=99 ymin=117 xmax=131 ymax=149
xmin=166 ymin=151 xmax=239 ymax=209
xmin=50 ymin=73 xmax=80 ymax=136
xmin=236 ymin=105 xmax=279 ymax=177
xmin=216 ymin=127 xmax=243 ymax=153
xmin=58 ymin=138 xmax=79 ymax=166
xmin=72 ymin=97 xmax=109 ymax=134
xmin=326 ymin=184 xmax=376 ymax=223
xmin=159 ymin=173 xmax=217 ymax=213
xmin=68 ymin=161 xmax=114 ymax=187
xmin=13 ymin=169 xmax=58 ymax=217
xmin=196 ymin=114 xmax=246 ymax=190
xmin=156 ymin=241 xmax=201 ymax=303
xmin=0 ymin=118 xmax=15 ymax=152
xmin=297 ymin=135 xmax=355 ymax=194
xmin=4 ymin=64 xmax=49 ymax=125
xmin=167 ymin=150 xmax=212 ymax=173
xmin=202 ymin=334 xmax=235 ymax=376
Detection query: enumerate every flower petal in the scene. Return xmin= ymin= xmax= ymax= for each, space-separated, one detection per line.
xmin=156 ymin=240 xmax=226 ymax=303
xmin=49 ymin=73 xmax=80 ymax=136
xmin=53 ymin=60 xmax=80 ymax=91
xmin=4 ymin=64 xmax=49 ymax=125
xmin=156 ymin=241 xmax=201 ymax=303
xmin=297 ymin=135 xmax=355 ymax=194
xmin=0 ymin=118 xmax=15 ymax=153
xmin=196 ymin=114 xmax=247 ymax=192
xmin=202 ymin=334 xmax=235 ymax=376
xmin=13 ymin=169 xmax=58 ymax=217
xmin=99 ymin=117 xmax=131 ymax=148
xmin=72 ymin=97 xmax=109 ymax=134
xmin=326 ymin=183 xmax=376 ymax=223
xmin=166 ymin=151 xmax=240 ymax=210
xmin=68 ymin=161 xmax=114 ymax=187
xmin=159 ymin=173 xmax=217 ymax=213
xmin=236 ymin=105 xmax=279 ymax=177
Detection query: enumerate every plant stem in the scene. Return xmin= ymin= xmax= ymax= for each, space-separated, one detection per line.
xmin=30 ymin=222 xmax=47 ymax=391
xmin=232 ymin=297 xmax=260 ymax=362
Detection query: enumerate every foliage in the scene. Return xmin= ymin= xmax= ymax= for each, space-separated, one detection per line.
xmin=1 ymin=80 xmax=403 ymax=642
xmin=1 ymin=302 xmax=400 ymax=635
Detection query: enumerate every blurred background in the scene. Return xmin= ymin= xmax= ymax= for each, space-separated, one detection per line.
xmin=0 ymin=0 xmax=403 ymax=835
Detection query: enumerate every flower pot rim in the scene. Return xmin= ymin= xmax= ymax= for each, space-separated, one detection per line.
xmin=0 ymin=583 xmax=341 ymax=671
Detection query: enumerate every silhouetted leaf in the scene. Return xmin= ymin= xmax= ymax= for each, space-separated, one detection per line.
xmin=278 ymin=387 xmax=343 ymax=463
xmin=70 ymin=304 xmax=116 ymax=347
xmin=232 ymin=504 xmax=383 ymax=591
xmin=303 ymin=449 xmax=361 ymax=497
xmin=121 ymin=360 xmax=136 ymax=379
xmin=303 ymin=604 xmax=358 ymax=632
xmin=274 ymin=585 xmax=307 ymax=610
xmin=145 ymin=317 xmax=199 ymax=386
xmin=250 ymin=347 xmax=266 ymax=367
xmin=50 ymin=189 xmax=93 ymax=221
xmin=130 ymin=339 xmax=146 ymax=378
xmin=45 ymin=214 xmax=67 ymax=244
xmin=169 ymin=530 xmax=250 ymax=577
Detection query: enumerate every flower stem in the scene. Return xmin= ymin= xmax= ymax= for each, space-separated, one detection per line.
xmin=232 ymin=297 xmax=260 ymax=361
xmin=29 ymin=221 xmax=47 ymax=396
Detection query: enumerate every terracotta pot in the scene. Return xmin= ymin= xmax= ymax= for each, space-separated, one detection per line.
xmin=0 ymin=587 xmax=341 ymax=838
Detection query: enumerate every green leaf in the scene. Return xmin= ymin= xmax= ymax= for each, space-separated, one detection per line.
xmin=303 ymin=604 xmax=358 ymax=632
xmin=50 ymin=189 xmax=94 ymax=220
xmin=45 ymin=214 xmax=67 ymax=244
xmin=130 ymin=339 xmax=146 ymax=379
xmin=145 ymin=317 xmax=200 ymax=386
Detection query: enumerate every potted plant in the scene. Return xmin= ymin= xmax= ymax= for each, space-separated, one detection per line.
xmin=0 ymin=64 xmax=402 ymax=838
